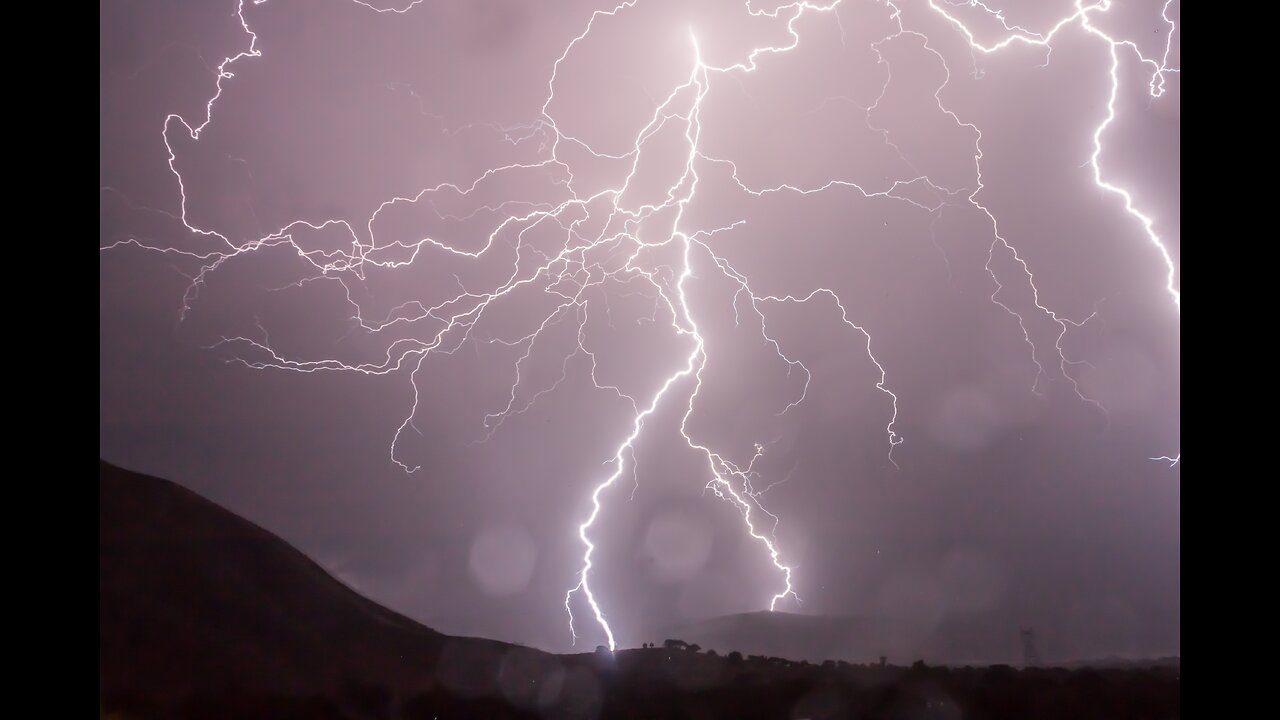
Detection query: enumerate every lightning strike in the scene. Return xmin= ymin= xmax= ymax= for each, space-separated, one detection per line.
xmin=102 ymin=0 xmax=1179 ymax=652
xmin=926 ymin=0 xmax=1180 ymax=458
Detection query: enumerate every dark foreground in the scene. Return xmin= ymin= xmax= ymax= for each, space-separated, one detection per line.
xmin=100 ymin=461 xmax=1178 ymax=719
xmin=104 ymin=655 xmax=1179 ymax=719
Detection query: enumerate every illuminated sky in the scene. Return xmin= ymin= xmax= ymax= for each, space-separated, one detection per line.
xmin=100 ymin=0 xmax=1178 ymax=662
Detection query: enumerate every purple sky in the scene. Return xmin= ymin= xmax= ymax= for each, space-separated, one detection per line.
xmin=100 ymin=0 xmax=1178 ymax=662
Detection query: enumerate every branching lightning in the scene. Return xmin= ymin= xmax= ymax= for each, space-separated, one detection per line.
xmin=927 ymin=0 xmax=1180 ymax=459
xmin=102 ymin=0 xmax=1179 ymax=651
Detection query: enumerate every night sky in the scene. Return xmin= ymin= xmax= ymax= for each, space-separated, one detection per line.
xmin=100 ymin=0 xmax=1179 ymax=662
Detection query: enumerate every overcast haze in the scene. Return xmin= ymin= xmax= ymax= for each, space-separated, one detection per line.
xmin=100 ymin=0 xmax=1179 ymax=663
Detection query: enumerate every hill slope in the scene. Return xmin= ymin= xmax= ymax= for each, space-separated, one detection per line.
xmin=99 ymin=460 xmax=526 ymax=698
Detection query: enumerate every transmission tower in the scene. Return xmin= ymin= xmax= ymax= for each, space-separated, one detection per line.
xmin=1020 ymin=628 xmax=1041 ymax=667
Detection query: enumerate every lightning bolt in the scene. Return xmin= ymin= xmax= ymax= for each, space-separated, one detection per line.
xmin=102 ymin=0 xmax=1179 ymax=652
xmin=926 ymin=0 xmax=1180 ymax=459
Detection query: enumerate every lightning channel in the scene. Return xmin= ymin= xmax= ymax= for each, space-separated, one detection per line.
xmin=102 ymin=0 xmax=1180 ymax=654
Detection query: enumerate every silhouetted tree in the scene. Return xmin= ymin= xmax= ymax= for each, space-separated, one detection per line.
xmin=728 ymin=651 xmax=744 ymax=665
xmin=663 ymin=639 xmax=688 ymax=651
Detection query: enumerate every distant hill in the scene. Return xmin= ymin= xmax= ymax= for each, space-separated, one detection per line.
xmin=100 ymin=460 xmax=537 ymax=700
xmin=652 ymin=611 xmax=1009 ymax=667
xmin=652 ymin=611 xmax=1179 ymax=669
